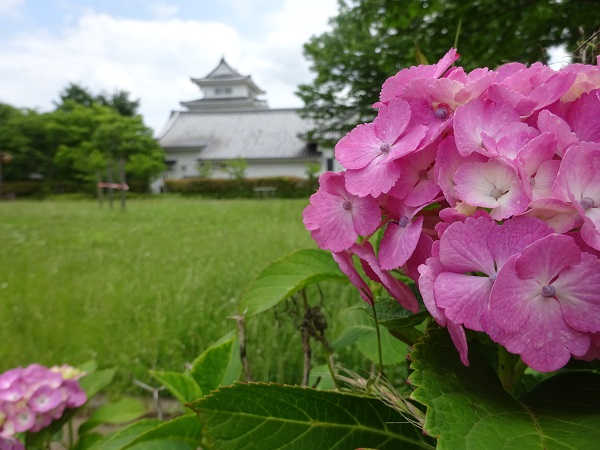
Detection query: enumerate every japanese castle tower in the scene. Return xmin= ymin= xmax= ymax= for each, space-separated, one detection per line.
xmin=180 ymin=57 xmax=269 ymax=112
xmin=153 ymin=58 xmax=333 ymax=193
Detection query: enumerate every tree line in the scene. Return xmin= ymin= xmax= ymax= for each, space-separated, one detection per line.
xmin=0 ymin=83 xmax=164 ymax=193
xmin=298 ymin=0 xmax=600 ymax=142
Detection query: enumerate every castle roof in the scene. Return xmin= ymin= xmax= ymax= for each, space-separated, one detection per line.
xmin=158 ymin=109 xmax=318 ymax=161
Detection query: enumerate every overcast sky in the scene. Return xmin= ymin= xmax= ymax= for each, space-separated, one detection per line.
xmin=0 ymin=0 xmax=338 ymax=134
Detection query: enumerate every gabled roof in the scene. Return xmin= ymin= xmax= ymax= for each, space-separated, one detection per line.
xmin=190 ymin=57 xmax=265 ymax=95
xmin=158 ymin=109 xmax=319 ymax=161
xmin=203 ymin=57 xmax=243 ymax=79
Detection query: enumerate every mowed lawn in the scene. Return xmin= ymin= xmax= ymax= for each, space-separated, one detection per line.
xmin=0 ymin=197 xmax=355 ymax=393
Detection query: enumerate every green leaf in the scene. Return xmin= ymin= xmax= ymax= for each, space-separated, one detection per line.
xmin=363 ymin=298 xmax=429 ymax=330
xmin=332 ymin=324 xmax=373 ymax=350
xmin=240 ymin=249 xmax=348 ymax=317
xmin=126 ymin=442 xmax=191 ymax=450
xmin=410 ymin=327 xmax=600 ymax=449
xmin=191 ymin=335 xmax=235 ymax=394
xmin=78 ymin=359 xmax=99 ymax=373
xmin=357 ymin=328 xmax=409 ymax=365
xmin=79 ymin=368 xmax=117 ymax=398
xmin=79 ymin=398 xmax=147 ymax=434
xmin=74 ymin=432 xmax=104 ymax=450
xmin=150 ymin=371 xmax=203 ymax=404
xmin=84 ymin=420 xmax=162 ymax=450
xmin=190 ymin=382 xmax=431 ymax=449
xmin=123 ymin=414 xmax=202 ymax=449
xmin=307 ymin=364 xmax=335 ymax=390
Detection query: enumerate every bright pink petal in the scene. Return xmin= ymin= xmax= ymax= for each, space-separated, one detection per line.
xmin=447 ymin=322 xmax=469 ymax=366
xmin=498 ymin=299 xmax=590 ymax=372
xmin=453 ymin=98 xmax=525 ymax=157
xmin=389 ymin=143 xmax=440 ymax=206
xmin=489 ymin=255 xmax=543 ymax=332
xmin=434 ymin=136 xmax=487 ymax=206
xmin=487 ymin=216 xmax=553 ymax=268
xmin=418 ymin=257 xmax=446 ymax=325
xmin=565 ymin=89 xmax=600 ymax=143
xmin=303 ymin=172 xmax=380 ymax=252
xmin=373 ymin=97 xmax=410 ymax=144
xmin=537 ymin=109 xmax=578 ymax=157
xmin=379 ymin=48 xmax=458 ymax=103
xmin=514 ymin=234 xmax=581 ymax=282
xmin=353 ymin=242 xmax=419 ymax=312
xmin=434 ymin=272 xmax=493 ymax=331
xmin=344 ymin=157 xmax=403 ymax=197
xmin=379 ymin=215 xmax=424 ymax=270
xmin=332 ymin=250 xmax=373 ymax=304
xmin=531 ymin=159 xmax=560 ymax=200
xmin=454 ymin=158 xmax=529 ymax=220
xmin=335 ymin=123 xmax=383 ymax=170
xmin=521 ymin=198 xmax=582 ymax=233
xmin=439 ymin=216 xmax=496 ymax=274
xmin=553 ymin=252 xmax=600 ymax=333
xmin=404 ymin=233 xmax=434 ymax=282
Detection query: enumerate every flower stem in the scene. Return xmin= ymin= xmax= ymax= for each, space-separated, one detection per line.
xmin=370 ymin=299 xmax=384 ymax=378
xmin=497 ymin=345 xmax=521 ymax=395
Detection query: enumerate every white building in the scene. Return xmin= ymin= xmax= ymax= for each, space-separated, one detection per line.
xmin=153 ymin=58 xmax=337 ymax=192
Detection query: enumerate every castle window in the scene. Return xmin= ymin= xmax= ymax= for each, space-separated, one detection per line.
xmin=215 ymin=88 xmax=233 ymax=95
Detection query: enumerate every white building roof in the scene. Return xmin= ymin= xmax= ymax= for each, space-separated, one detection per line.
xmin=158 ymin=109 xmax=319 ymax=161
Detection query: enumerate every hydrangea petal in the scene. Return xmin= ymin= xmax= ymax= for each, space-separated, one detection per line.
xmin=552 ymin=252 xmax=600 ymax=333
xmin=379 ymin=215 xmax=424 ymax=270
xmin=332 ymin=250 xmax=373 ymax=304
xmin=439 ymin=216 xmax=496 ymax=274
xmin=487 ymin=217 xmax=553 ymax=269
xmin=434 ymin=272 xmax=493 ymax=331
xmin=454 ymin=158 xmax=528 ymax=220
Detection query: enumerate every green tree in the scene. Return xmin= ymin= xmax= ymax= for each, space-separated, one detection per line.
xmin=55 ymin=83 xmax=140 ymax=117
xmin=97 ymin=89 xmax=141 ymax=117
xmin=52 ymin=103 xmax=164 ymax=190
xmin=298 ymin=0 xmax=599 ymax=140
xmin=223 ymin=157 xmax=248 ymax=181
xmin=0 ymin=104 xmax=52 ymax=181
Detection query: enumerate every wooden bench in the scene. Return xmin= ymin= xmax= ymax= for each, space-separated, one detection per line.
xmin=253 ymin=186 xmax=277 ymax=197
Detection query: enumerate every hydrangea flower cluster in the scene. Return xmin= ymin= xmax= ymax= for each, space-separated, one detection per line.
xmin=303 ymin=49 xmax=600 ymax=373
xmin=0 ymin=364 xmax=86 ymax=448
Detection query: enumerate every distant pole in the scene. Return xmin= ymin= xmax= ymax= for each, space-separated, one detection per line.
xmin=107 ymin=160 xmax=114 ymax=210
xmin=119 ymin=158 xmax=126 ymax=212
xmin=96 ymin=171 xmax=104 ymax=208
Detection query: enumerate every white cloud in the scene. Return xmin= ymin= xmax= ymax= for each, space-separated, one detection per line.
xmin=0 ymin=0 xmax=338 ymax=133
xmin=0 ymin=0 xmax=24 ymax=18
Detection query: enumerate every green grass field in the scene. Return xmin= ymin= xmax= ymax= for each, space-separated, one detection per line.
xmin=0 ymin=197 xmax=361 ymax=393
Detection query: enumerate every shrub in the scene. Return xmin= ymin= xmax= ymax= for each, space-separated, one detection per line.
xmin=165 ymin=176 xmax=317 ymax=198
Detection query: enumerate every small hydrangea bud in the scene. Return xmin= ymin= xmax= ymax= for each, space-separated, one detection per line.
xmin=398 ymin=216 xmax=410 ymax=227
xmin=342 ymin=201 xmax=352 ymax=211
xmin=580 ymin=197 xmax=595 ymax=210
xmin=542 ymin=285 xmax=556 ymax=298
xmin=435 ymin=106 xmax=449 ymax=119
xmin=380 ymin=142 xmax=390 ymax=154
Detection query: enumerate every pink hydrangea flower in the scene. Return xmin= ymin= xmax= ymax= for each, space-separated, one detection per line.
xmin=378 ymin=199 xmax=425 ymax=271
xmin=489 ymin=234 xmax=600 ymax=372
xmin=336 ymin=98 xmax=428 ymax=197
xmin=554 ymin=143 xmax=600 ymax=250
xmin=379 ymin=48 xmax=459 ymax=104
xmin=303 ymin=171 xmax=380 ymax=252
xmin=0 ymin=364 xmax=86 ymax=440
xmin=303 ymin=49 xmax=600 ymax=373
xmin=453 ymin=98 xmax=537 ymax=159
xmin=432 ymin=217 xmax=553 ymax=332
xmin=454 ymin=157 xmax=529 ymax=220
